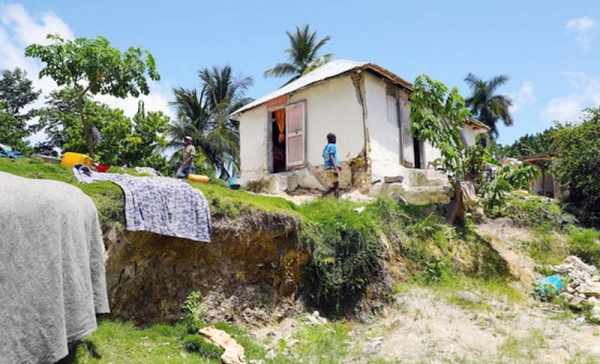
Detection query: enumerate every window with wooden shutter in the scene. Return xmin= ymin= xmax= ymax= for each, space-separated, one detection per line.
xmin=386 ymin=89 xmax=399 ymax=125
xmin=400 ymin=98 xmax=415 ymax=167
xmin=285 ymin=101 xmax=305 ymax=167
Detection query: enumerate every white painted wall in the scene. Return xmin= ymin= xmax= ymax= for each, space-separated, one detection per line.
xmin=238 ymin=71 xmax=490 ymax=185
xmin=461 ymin=127 xmax=477 ymax=147
xmin=239 ymin=104 xmax=268 ymax=178
xmin=237 ymin=74 xmax=365 ymax=179
xmin=364 ymin=74 xmax=410 ymax=181
xmin=288 ymin=75 xmax=365 ymax=166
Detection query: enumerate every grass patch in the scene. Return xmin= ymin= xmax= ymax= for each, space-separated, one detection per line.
xmin=498 ymin=328 xmax=549 ymax=362
xmin=566 ymin=226 xmax=600 ymax=267
xmin=519 ymin=230 xmax=567 ymax=266
xmin=285 ymin=320 xmax=353 ymax=363
xmin=503 ymin=196 xmax=566 ymax=229
xmin=0 ymin=158 xmax=300 ymax=223
xmin=59 ymin=319 xmax=282 ymax=364
xmin=61 ymin=320 xmax=203 ymax=363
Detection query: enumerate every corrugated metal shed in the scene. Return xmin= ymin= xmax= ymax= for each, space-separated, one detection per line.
xmin=231 ymin=59 xmax=413 ymax=117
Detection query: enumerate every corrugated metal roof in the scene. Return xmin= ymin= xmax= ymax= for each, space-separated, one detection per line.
xmin=232 ymin=60 xmax=367 ymax=116
xmin=231 ymin=59 xmax=413 ymax=117
xmin=465 ymin=118 xmax=491 ymax=132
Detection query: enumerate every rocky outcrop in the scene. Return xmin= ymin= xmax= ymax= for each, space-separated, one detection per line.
xmin=552 ymin=256 xmax=600 ymax=322
xmin=103 ymin=211 xmax=309 ymax=325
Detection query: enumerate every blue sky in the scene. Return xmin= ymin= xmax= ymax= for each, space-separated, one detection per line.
xmin=1 ymin=0 xmax=599 ymax=145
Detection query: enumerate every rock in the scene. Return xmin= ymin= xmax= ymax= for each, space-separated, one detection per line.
xmin=249 ymin=360 xmax=265 ymax=364
xmin=559 ymin=292 xmax=575 ymax=303
xmin=266 ymin=349 xmax=277 ymax=359
xmin=570 ymin=297 xmax=585 ymax=308
xmin=362 ymin=337 xmax=383 ymax=356
xmin=286 ymin=174 xmax=299 ymax=192
xmin=591 ymin=305 xmax=600 ymax=322
xmin=574 ymin=316 xmax=586 ymax=325
xmin=563 ymin=256 xmax=598 ymax=275
xmin=246 ymin=175 xmax=289 ymax=194
xmin=456 ymin=291 xmax=482 ymax=305
xmin=305 ymin=312 xmax=327 ymax=326
xmin=384 ymin=175 xmax=404 ymax=183
xmin=292 ymin=168 xmax=324 ymax=191
xmin=577 ymin=282 xmax=600 ymax=298
xmin=369 ymin=182 xmax=388 ymax=196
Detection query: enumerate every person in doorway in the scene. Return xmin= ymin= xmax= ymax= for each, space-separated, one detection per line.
xmin=177 ymin=136 xmax=196 ymax=179
xmin=321 ymin=132 xmax=341 ymax=198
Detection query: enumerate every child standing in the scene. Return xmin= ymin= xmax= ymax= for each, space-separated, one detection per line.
xmin=322 ymin=132 xmax=340 ymax=198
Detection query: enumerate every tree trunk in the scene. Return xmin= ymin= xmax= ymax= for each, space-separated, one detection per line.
xmin=448 ymin=180 xmax=465 ymax=226
xmin=75 ymin=82 xmax=95 ymax=159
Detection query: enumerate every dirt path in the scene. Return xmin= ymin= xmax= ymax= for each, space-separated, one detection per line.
xmin=355 ymin=287 xmax=600 ymax=363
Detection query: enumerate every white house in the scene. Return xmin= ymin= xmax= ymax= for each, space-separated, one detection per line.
xmin=231 ymin=60 xmax=489 ymax=203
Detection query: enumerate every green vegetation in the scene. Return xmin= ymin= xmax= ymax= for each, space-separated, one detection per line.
xmin=25 ymin=34 xmax=160 ymax=158
xmin=0 ymin=68 xmax=41 ymax=153
xmin=498 ymin=328 xmax=549 ymax=362
xmin=169 ymin=66 xmax=252 ymax=179
xmin=463 ymin=73 xmax=513 ymax=140
xmin=551 ymin=107 xmax=600 ymax=228
xmin=264 ymin=24 xmax=332 ymax=84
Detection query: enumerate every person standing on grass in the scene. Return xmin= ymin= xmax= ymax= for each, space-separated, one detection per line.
xmin=322 ymin=132 xmax=341 ymax=198
xmin=177 ymin=136 xmax=196 ymax=179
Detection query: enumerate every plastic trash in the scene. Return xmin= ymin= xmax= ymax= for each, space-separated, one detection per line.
xmin=534 ymin=275 xmax=564 ymax=300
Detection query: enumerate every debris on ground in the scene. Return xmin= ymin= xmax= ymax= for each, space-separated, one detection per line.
xmin=549 ymin=256 xmax=600 ymax=322
xmin=199 ymin=325 xmax=246 ymax=364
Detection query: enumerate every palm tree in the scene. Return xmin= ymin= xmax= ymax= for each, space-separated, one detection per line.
xmin=464 ymin=73 xmax=514 ymax=140
xmin=264 ymin=25 xmax=332 ymax=85
xmin=169 ymin=66 xmax=252 ymax=179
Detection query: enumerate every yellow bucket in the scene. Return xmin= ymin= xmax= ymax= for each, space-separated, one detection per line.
xmin=61 ymin=152 xmax=93 ymax=168
xmin=188 ymin=174 xmax=210 ymax=184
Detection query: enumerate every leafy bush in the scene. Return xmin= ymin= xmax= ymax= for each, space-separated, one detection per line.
xmin=299 ymin=199 xmax=385 ymax=312
xmin=551 ymin=108 xmax=600 ymax=227
xmin=181 ymin=290 xmax=206 ymax=334
xmin=503 ymin=196 xmax=563 ymax=229
xmin=567 ymin=227 xmax=600 ymax=267
xmin=422 ymin=257 xmax=449 ymax=284
xmin=182 ymin=334 xmax=223 ymax=358
xmin=482 ymin=163 xmax=542 ymax=214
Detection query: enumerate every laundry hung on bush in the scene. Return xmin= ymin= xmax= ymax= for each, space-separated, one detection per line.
xmin=73 ymin=164 xmax=211 ymax=242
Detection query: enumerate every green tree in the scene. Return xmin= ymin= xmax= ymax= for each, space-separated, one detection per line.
xmin=37 ymin=88 xmax=168 ymax=168
xmin=169 ymin=66 xmax=252 ymax=179
xmin=0 ymin=68 xmax=41 ymax=149
xmin=409 ymin=74 xmax=472 ymax=224
xmin=499 ymin=128 xmax=557 ymax=158
xmin=25 ymin=34 xmax=160 ymax=158
xmin=551 ymin=108 xmax=600 ymax=227
xmin=464 ymin=73 xmax=513 ymax=140
xmin=0 ymin=103 xmax=26 ymax=150
xmin=264 ymin=25 xmax=332 ymax=85
xmin=122 ymin=101 xmax=170 ymax=173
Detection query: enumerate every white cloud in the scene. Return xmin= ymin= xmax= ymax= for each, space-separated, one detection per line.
xmin=540 ymin=72 xmax=600 ymax=122
xmin=540 ymin=94 xmax=583 ymax=122
xmin=509 ymin=81 xmax=536 ymax=112
xmin=0 ymin=3 xmax=174 ymax=145
xmin=565 ymin=16 xmax=597 ymax=49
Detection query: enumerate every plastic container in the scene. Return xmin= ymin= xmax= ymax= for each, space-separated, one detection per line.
xmin=188 ymin=174 xmax=210 ymax=184
xmin=61 ymin=152 xmax=93 ymax=168
xmin=95 ymin=165 xmax=111 ymax=173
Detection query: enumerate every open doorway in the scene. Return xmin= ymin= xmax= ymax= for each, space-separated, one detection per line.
xmin=271 ymin=109 xmax=286 ymax=173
